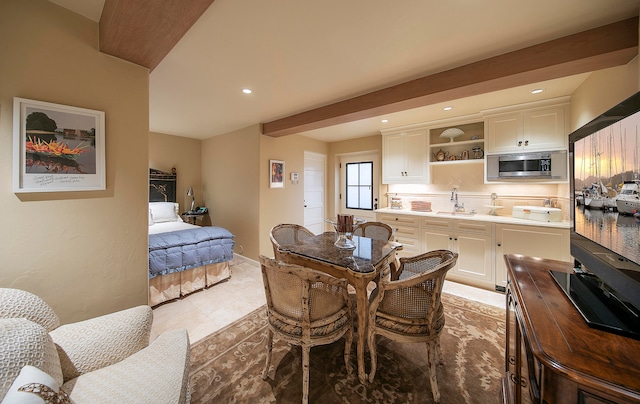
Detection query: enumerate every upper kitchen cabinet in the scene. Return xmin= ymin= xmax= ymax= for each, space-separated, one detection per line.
xmin=484 ymin=100 xmax=569 ymax=154
xmin=381 ymin=128 xmax=428 ymax=184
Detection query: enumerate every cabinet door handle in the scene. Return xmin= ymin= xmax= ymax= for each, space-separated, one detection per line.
xmin=520 ymin=376 xmax=527 ymax=388
xmin=517 ymin=141 xmax=523 ymax=147
xmin=524 ymin=140 xmax=529 ymax=146
xmin=497 ymin=243 xmax=501 ymax=247
xmin=508 ymin=356 xmax=516 ymax=365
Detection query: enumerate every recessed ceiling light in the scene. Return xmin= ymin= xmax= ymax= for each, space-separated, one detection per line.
xmin=381 ymin=119 xmax=389 ymax=123
xmin=531 ymin=88 xmax=544 ymax=94
xmin=242 ymin=88 xmax=253 ymax=94
xmin=443 ymin=106 xmax=453 ymax=111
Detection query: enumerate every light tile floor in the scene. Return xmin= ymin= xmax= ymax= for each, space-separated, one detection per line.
xmin=151 ymin=255 xmax=506 ymax=344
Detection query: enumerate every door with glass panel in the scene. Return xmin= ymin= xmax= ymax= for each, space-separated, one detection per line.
xmin=339 ymin=153 xmax=379 ymax=222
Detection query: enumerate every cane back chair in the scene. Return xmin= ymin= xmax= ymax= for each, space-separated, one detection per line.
xmin=259 ymin=256 xmax=353 ymax=404
xmin=367 ymin=249 xmax=458 ymax=403
xmin=352 ymin=221 xmax=393 ymax=241
xmin=269 ymin=224 xmax=315 ymax=260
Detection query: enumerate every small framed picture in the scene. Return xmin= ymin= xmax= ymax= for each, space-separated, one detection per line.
xmin=13 ymin=97 xmax=106 ymax=193
xmin=269 ymin=159 xmax=285 ymax=188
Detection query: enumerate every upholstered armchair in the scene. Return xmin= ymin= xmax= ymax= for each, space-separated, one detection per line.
xmin=0 ymin=288 xmax=191 ymax=403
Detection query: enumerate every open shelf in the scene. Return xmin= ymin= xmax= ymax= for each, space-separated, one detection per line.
xmin=429 ymin=121 xmax=484 ymax=163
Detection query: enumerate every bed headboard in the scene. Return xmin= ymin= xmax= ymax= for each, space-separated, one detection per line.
xmin=149 ymin=168 xmax=177 ymax=202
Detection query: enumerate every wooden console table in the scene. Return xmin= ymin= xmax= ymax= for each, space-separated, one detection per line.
xmin=503 ymin=254 xmax=640 ymax=403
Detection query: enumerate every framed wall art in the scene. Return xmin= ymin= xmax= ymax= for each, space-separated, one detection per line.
xmin=13 ymin=97 xmax=106 ymax=193
xmin=269 ymin=159 xmax=285 ymax=188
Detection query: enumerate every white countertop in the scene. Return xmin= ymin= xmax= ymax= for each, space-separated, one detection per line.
xmin=376 ymin=207 xmax=571 ymax=229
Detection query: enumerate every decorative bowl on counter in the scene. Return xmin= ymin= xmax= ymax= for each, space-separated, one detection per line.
xmin=484 ymin=205 xmax=504 ymax=216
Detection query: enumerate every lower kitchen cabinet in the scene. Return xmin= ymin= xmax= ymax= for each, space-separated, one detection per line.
xmin=495 ymin=224 xmax=569 ymax=291
xmin=377 ymin=210 xmax=570 ymax=292
xmin=378 ymin=213 xmax=421 ymax=258
xmin=423 ymin=217 xmax=494 ymax=289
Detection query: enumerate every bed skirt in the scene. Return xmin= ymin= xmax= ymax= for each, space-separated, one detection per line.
xmin=149 ymin=261 xmax=231 ymax=307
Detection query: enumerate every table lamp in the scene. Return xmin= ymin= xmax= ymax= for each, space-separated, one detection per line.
xmin=187 ymin=187 xmax=195 ymax=213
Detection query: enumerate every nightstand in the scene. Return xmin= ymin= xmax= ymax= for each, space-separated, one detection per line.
xmin=181 ymin=212 xmax=206 ymax=225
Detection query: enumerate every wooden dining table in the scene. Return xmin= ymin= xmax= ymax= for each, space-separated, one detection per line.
xmin=277 ymin=231 xmax=401 ymax=384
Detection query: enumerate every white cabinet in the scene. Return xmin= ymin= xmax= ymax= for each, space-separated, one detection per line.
xmin=376 ymin=210 xmax=571 ymax=292
xmin=485 ymin=104 xmax=568 ymax=153
xmin=422 ymin=217 xmax=494 ymax=289
xmin=382 ymin=129 xmax=428 ymax=184
xmin=378 ymin=213 xmax=421 ymax=258
xmin=494 ymin=224 xmax=570 ymax=290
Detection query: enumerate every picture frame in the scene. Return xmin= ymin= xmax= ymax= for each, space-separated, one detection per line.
xmin=13 ymin=97 xmax=106 ymax=193
xmin=269 ymin=159 xmax=285 ymax=188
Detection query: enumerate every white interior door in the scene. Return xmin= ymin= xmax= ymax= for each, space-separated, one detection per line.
xmin=339 ymin=153 xmax=379 ymax=222
xmin=304 ymin=152 xmax=326 ymax=234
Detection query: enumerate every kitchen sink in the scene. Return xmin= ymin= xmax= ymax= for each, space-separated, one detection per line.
xmin=435 ymin=211 xmax=475 ymax=216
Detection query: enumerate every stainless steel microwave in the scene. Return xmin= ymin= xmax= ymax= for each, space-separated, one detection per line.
xmin=486 ymin=150 xmax=567 ymax=181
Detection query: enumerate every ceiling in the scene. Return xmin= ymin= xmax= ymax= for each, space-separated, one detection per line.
xmin=51 ymin=0 xmax=639 ymax=142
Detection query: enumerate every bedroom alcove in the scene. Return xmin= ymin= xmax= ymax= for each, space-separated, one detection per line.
xmin=148 ymin=168 xmax=235 ymax=306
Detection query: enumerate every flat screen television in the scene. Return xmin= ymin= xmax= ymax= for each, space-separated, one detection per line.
xmin=554 ymin=91 xmax=640 ymax=340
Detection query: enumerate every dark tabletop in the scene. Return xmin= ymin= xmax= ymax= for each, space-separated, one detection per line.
xmin=279 ymin=232 xmax=398 ymax=273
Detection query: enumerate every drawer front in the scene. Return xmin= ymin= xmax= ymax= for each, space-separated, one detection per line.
xmin=394 ymin=235 xmax=421 ymax=258
xmin=377 ymin=213 xmax=420 ymax=227
xmin=454 ymin=220 xmax=492 ymax=235
xmin=390 ymin=224 xmax=420 ymax=238
xmin=422 ymin=217 xmax=453 ymax=231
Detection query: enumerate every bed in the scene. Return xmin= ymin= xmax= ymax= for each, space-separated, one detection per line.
xmin=148 ymin=168 xmax=234 ymax=306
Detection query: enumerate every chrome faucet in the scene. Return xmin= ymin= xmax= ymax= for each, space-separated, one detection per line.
xmin=451 ymin=188 xmax=465 ymax=212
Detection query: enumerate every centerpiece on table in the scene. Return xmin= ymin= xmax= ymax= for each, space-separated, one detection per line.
xmin=326 ymin=214 xmax=365 ymax=249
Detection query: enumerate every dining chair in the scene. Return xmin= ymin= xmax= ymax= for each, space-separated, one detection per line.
xmin=269 ymin=224 xmax=315 ymax=260
xmin=352 ymin=221 xmax=401 ymax=278
xmin=352 ymin=221 xmax=393 ymax=241
xmin=259 ymin=256 xmax=353 ymax=404
xmin=366 ymin=249 xmax=458 ymax=403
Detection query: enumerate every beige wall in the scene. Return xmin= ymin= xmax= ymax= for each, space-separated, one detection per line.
xmin=259 ymin=134 xmax=329 ymax=257
xmin=570 ymin=58 xmax=639 ymax=132
xmin=560 ymin=59 xmax=639 ymax=200
xmin=202 ymin=125 xmax=261 ymax=259
xmin=0 ymin=0 xmax=150 ymax=322
xmin=149 ymin=132 xmax=203 ymax=217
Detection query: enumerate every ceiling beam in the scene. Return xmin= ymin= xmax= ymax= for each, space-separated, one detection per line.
xmin=99 ymin=0 xmax=215 ymax=71
xmin=262 ymin=17 xmax=638 ymax=137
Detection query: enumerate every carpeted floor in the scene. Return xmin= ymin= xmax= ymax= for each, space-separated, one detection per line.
xmin=189 ymin=293 xmax=506 ymax=403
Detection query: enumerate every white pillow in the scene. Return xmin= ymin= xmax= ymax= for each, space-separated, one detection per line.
xmin=1 ymin=366 xmax=73 ymax=404
xmin=148 ymin=202 xmax=182 ymax=223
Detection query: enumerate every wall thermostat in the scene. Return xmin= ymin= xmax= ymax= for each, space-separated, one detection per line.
xmin=290 ymin=172 xmax=299 ymax=183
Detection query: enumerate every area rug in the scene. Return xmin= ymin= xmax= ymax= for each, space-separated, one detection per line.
xmin=189 ymin=293 xmax=506 ymax=403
